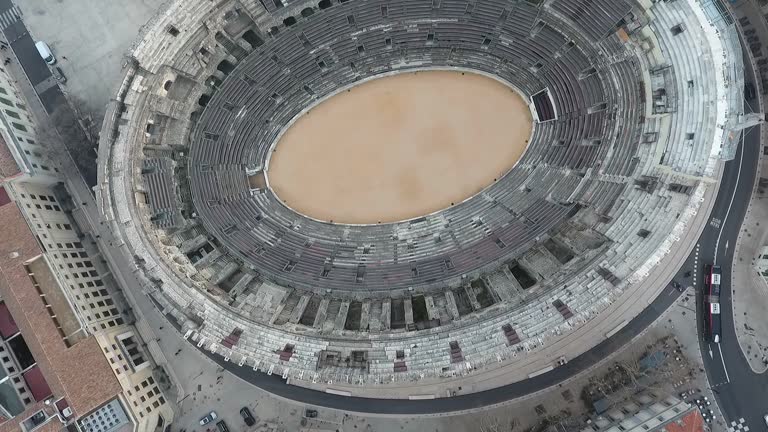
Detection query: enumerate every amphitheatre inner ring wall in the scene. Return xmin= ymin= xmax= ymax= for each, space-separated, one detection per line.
xmin=263 ymin=67 xmax=536 ymax=225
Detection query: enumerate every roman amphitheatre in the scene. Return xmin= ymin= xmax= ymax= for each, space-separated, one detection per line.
xmin=98 ymin=0 xmax=743 ymax=404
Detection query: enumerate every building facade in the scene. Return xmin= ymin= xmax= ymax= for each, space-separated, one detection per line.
xmin=0 ymin=60 xmax=173 ymax=432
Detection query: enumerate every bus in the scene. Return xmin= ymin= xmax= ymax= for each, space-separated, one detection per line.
xmin=703 ymin=264 xmax=722 ymax=343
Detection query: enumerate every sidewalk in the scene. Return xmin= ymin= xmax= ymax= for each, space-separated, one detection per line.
xmin=730 ymin=154 xmax=768 ymax=373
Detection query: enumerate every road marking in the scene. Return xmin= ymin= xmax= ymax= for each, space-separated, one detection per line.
xmin=717 ymin=342 xmax=731 ymax=383
xmin=710 ymin=217 xmax=722 ymax=228
xmin=0 ymin=6 xmax=21 ymax=31
xmin=727 ymin=418 xmax=749 ymax=432
xmin=708 ymin=345 xmax=713 ymax=358
xmin=714 ymin=132 xmax=745 ymax=265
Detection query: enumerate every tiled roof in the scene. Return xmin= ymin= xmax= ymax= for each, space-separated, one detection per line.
xmin=661 ymin=409 xmax=705 ymax=432
xmin=0 ymin=301 xmax=18 ymax=338
xmin=22 ymin=366 xmax=53 ymax=402
xmin=0 ymin=203 xmax=121 ymax=424
xmin=0 ymin=135 xmax=20 ymax=181
xmin=0 ymin=186 xmax=10 ymax=207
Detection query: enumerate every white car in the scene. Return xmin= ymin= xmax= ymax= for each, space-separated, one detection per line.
xmin=199 ymin=411 xmax=218 ymax=425
xmin=763 ymin=414 xmax=768 ymax=427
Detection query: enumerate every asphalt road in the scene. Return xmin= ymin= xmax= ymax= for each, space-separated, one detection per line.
xmin=694 ymin=76 xmax=768 ymax=432
xmin=0 ymin=0 xmax=63 ymax=115
xmin=0 ymin=0 xmax=98 ymax=186
xmin=681 ymin=21 xmax=768 ymax=430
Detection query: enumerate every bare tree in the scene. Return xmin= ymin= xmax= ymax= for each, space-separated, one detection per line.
xmin=581 ymin=337 xmax=693 ymax=410
xmin=38 ymin=95 xmax=98 ymax=186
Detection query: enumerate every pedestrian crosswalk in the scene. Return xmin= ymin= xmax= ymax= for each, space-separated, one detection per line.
xmin=727 ymin=418 xmax=749 ymax=432
xmin=0 ymin=5 xmax=21 ymax=31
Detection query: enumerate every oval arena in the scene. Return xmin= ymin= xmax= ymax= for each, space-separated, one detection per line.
xmin=98 ymin=0 xmax=742 ymax=402
xmin=267 ymin=70 xmax=533 ymax=224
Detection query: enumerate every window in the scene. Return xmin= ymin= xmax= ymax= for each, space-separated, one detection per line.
xmin=11 ymin=122 xmax=27 ymax=132
xmin=5 ymin=109 xmax=20 ymax=119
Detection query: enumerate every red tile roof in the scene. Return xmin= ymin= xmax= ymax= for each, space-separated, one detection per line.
xmin=0 ymin=203 xmax=121 ymax=423
xmin=663 ymin=409 xmax=705 ymax=432
xmin=0 ymin=301 xmax=18 ymax=339
xmin=0 ymin=186 xmax=10 ymax=207
xmin=0 ymin=135 xmax=21 ymax=181
xmin=22 ymin=366 xmax=53 ymax=402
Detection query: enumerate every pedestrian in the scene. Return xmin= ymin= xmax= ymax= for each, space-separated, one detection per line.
xmin=62 ymin=56 xmax=67 ymax=60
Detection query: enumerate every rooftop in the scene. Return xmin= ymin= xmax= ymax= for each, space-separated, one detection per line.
xmin=659 ymin=409 xmax=705 ymax=432
xmin=0 ymin=201 xmax=121 ymax=428
xmin=0 ymin=135 xmax=20 ymax=182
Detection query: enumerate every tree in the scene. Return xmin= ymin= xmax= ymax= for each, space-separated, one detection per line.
xmin=38 ymin=95 xmax=98 ymax=186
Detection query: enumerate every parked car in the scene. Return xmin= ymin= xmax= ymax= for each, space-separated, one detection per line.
xmin=199 ymin=411 xmax=218 ymax=425
xmin=240 ymin=407 xmax=255 ymax=426
xmin=216 ymin=420 xmax=229 ymax=432
xmin=304 ymin=409 xmax=318 ymax=418
xmin=51 ymin=66 xmax=66 ymax=84
xmin=764 ymin=414 xmax=768 ymax=427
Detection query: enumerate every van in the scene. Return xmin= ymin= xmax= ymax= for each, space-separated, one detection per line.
xmin=34 ymin=41 xmax=55 ymax=65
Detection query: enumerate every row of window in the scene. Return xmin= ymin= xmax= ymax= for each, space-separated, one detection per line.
xmin=58 ymin=259 xmax=93 ymax=271
xmin=128 ymin=375 xmax=166 ymax=417
xmin=19 ymin=193 xmax=53 ymax=202
xmin=91 ymin=317 xmax=125 ymax=332
xmin=25 ymin=202 xmax=61 ymax=211
xmin=54 ymin=251 xmax=88 ymax=260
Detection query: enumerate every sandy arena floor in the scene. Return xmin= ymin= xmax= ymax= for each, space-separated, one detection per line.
xmin=267 ymin=70 xmax=533 ymax=224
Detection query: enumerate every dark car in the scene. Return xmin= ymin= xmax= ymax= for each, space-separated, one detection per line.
xmin=51 ymin=66 xmax=67 ymax=84
xmin=216 ymin=420 xmax=229 ymax=432
xmin=239 ymin=407 xmax=255 ymax=426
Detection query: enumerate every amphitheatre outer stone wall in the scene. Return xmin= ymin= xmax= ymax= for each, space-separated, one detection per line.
xmin=96 ymin=0 xmax=742 ymax=399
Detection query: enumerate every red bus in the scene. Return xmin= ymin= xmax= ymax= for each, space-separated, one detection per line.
xmin=703 ymin=264 xmax=721 ymax=343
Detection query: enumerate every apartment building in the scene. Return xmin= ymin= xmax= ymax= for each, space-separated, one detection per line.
xmin=0 ymin=61 xmax=173 ymax=432
xmin=582 ymin=392 xmax=705 ymax=432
